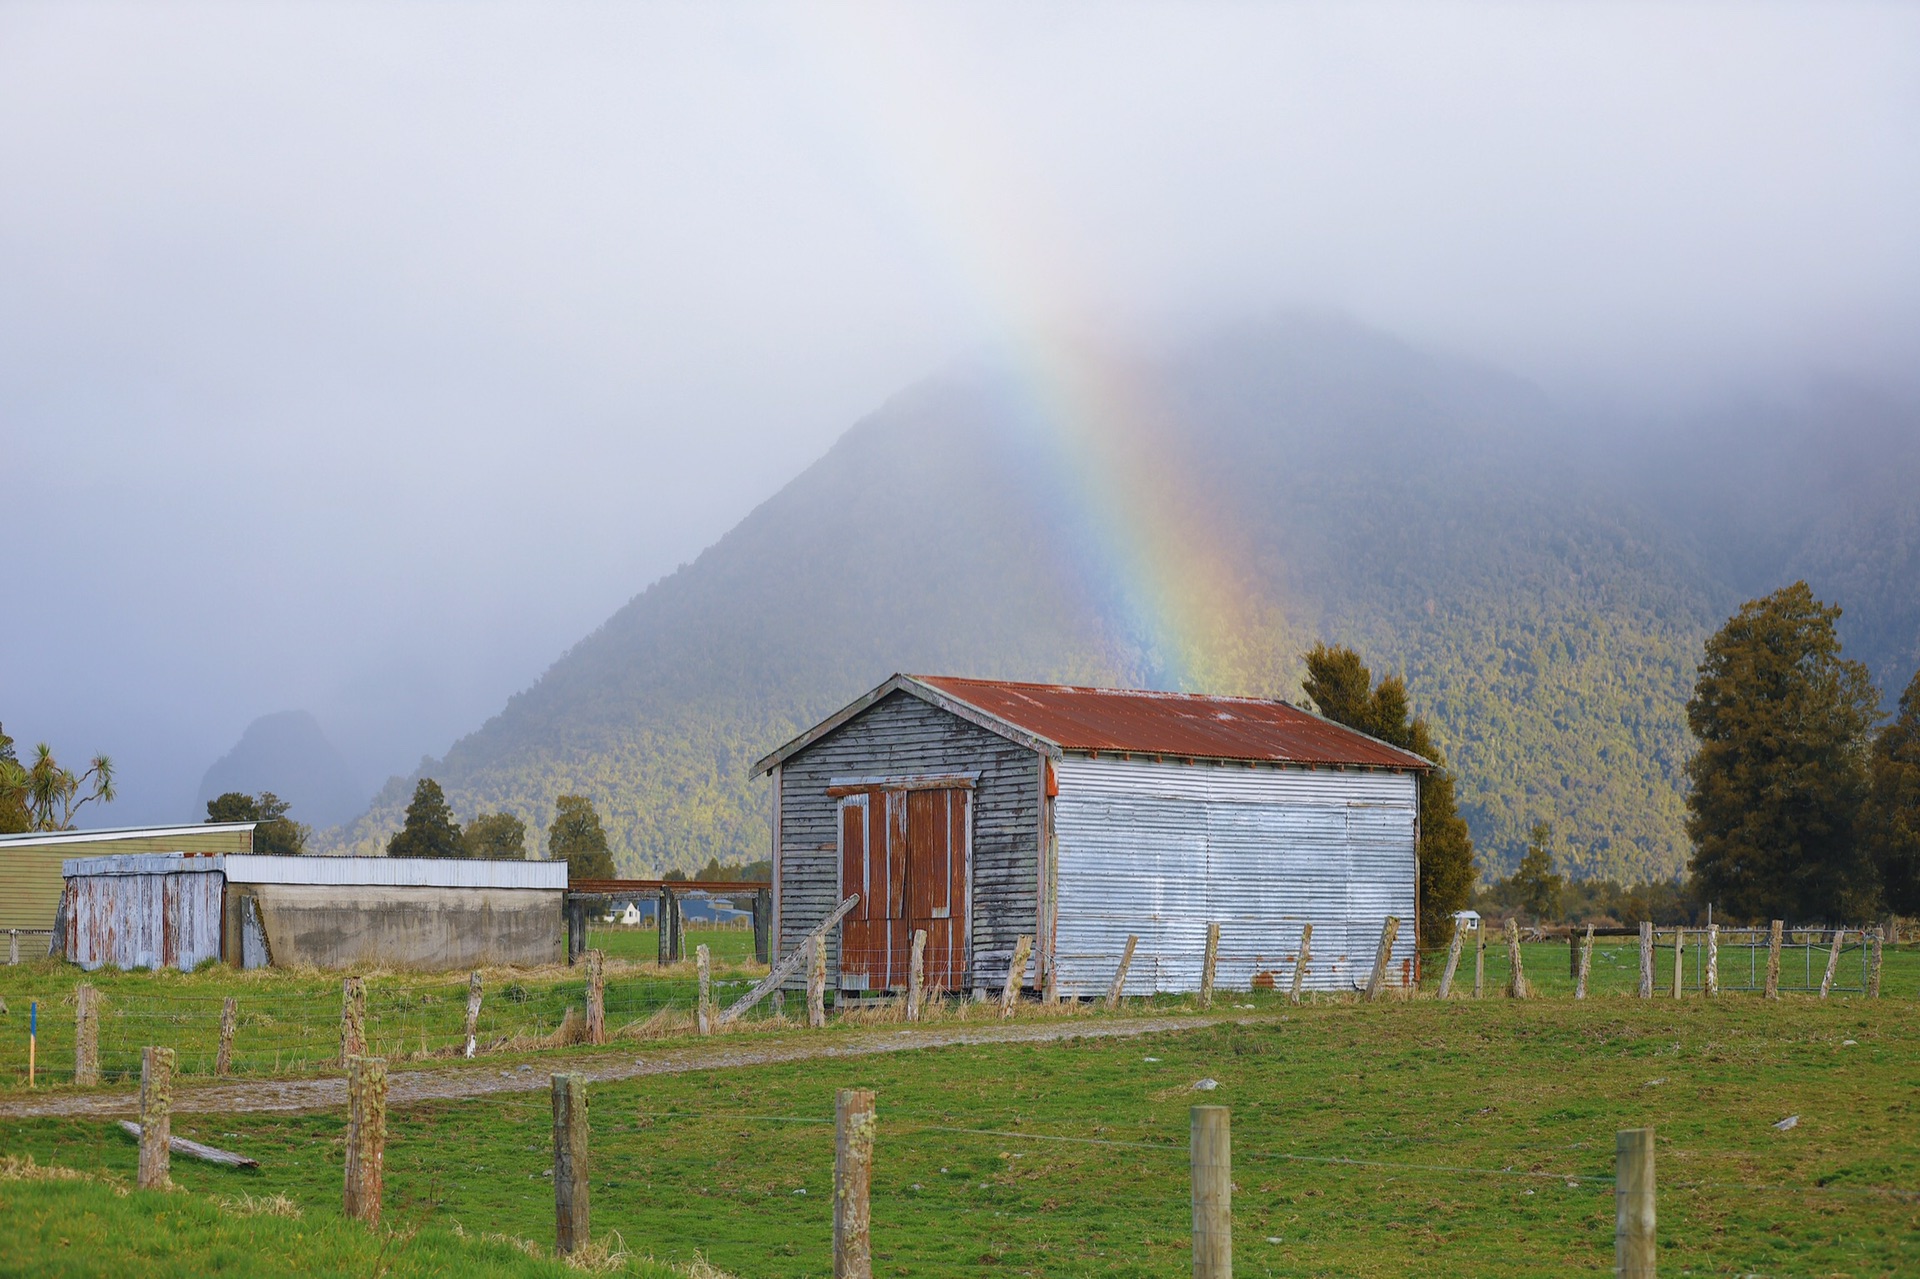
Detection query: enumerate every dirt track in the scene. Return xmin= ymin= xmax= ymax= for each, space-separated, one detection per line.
xmin=0 ymin=1013 xmax=1232 ymax=1120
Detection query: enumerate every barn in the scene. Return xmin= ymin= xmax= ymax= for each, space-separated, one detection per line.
xmin=752 ymin=675 xmax=1431 ymax=1001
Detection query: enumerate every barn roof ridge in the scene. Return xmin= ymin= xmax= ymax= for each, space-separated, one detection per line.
xmin=751 ymin=673 xmax=1431 ymax=776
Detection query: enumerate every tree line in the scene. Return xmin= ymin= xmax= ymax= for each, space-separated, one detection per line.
xmin=380 ymin=778 xmax=616 ymax=878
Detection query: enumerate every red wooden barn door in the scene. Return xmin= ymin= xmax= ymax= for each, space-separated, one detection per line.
xmin=839 ymin=786 xmax=971 ymax=992
xmin=906 ymin=788 xmax=970 ymax=992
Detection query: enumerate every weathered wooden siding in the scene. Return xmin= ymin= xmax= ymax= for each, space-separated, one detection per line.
xmin=776 ymin=690 xmax=1041 ymax=993
xmin=63 ymin=856 xmax=226 ymax=972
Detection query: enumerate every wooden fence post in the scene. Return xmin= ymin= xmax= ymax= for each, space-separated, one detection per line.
xmin=1704 ymin=925 xmax=1719 ymax=997
xmin=1820 ymin=928 xmax=1844 ymax=998
xmin=216 ymin=996 xmax=236 ymax=1078
xmin=1473 ymin=921 xmax=1487 ymax=999
xmin=585 ymin=949 xmax=607 ymax=1045
xmin=1615 ymin=1127 xmax=1656 ymax=1279
xmin=1001 ymin=935 xmax=1033 ymax=1018
xmin=697 ymin=944 xmax=714 ymax=1035
xmin=1438 ymin=926 xmax=1465 ymax=999
xmin=834 ymin=1088 xmax=876 ymax=1279
xmin=1765 ymin=921 xmax=1782 ymax=999
xmin=1190 ymin=1105 xmax=1232 ymax=1279
xmin=1108 ymin=935 xmax=1139 ymax=1009
xmin=340 ymin=977 xmax=367 ymax=1066
xmin=1504 ymin=919 xmax=1528 ymax=998
xmin=344 ymin=1056 xmax=387 ymax=1227
xmin=1575 ymin=924 xmax=1594 ymax=1000
xmin=1290 ymin=924 xmax=1313 ymax=1004
xmin=137 ymin=1046 xmax=174 ymax=1190
xmin=753 ymin=888 xmax=773 ymax=965
xmin=74 ymin=984 xmax=100 ymax=1087
xmin=808 ymin=936 xmax=828 ymax=1028
xmin=464 ymin=971 xmax=483 ymax=1058
xmin=1638 ymin=921 xmax=1654 ymax=999
xmin=906 ymin=929 xmax=927 ymax=1022
xmin=657 ymin=888 xmax=673 ymax=967
xmin=552 ymin=1073 xmax=590 ymax=1255
xmin=1671 ymin=929 xmax=1685 ymax=999
xmin=1868 ymin=926 xmax=1883 ymax=998
xmin=1199 ymin=923 xmax=1220 ymax=1010
xmin=1366 ymin=917 xmax=1400 ymax=1001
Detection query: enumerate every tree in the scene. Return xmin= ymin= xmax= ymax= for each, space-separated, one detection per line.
xmin=387 ymin=778 xmax=465 ymax=860
xmin=464 ymin=812 xmax=529 ymax=861
xmin=206 ymin=790 xmax=309 ymax=856
xmin=1862 ymin=668 xmax=1920 ymax=917
xmin=0 ymin=725 xmax=27 ymax=834
xmin=0 ymin=737 xmax=115 ymax=831
xmin=1685 ymin=582 xmax=1881 ymax=922
xmin=1302 ymin=643 xmax=1475 ymax=947
xmin=548 ymin=795 xmax=616 ymax=879
xmin=1509 ymin=822 xmax=1566 ymax=922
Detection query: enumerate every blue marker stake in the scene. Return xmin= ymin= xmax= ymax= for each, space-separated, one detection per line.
xmin=28 ymin=1000 xmax=37 ymax=1088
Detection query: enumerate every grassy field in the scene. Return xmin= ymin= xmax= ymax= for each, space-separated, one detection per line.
xmin=5 ymin=987 xmax=1916 ymax=1276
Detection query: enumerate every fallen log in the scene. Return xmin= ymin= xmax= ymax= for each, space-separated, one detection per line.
xmin=118 ymin=1120 xmax=258 ymax=1169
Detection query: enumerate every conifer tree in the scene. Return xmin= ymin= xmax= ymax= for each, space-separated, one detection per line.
xmin=463 ymin=812 xmax=529 ymax=860
xmin=206 ymin=790 xmax=309 ymax=855
xmin=387 ymin=778 xmax=465 ymax=859
xmin=1685 ymin=582 xmax=1879 ymax=921
xmin=1510 ymin=822 xmax=1565 ymax=922
xmin=1303 ymin=643 xmax=1475 ymax=946
xmin=1863 ymin=668 xmax=1920 ymax=916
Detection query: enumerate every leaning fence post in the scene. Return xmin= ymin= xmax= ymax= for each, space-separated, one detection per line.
xmin=1108 ymin=934 xmax=1139 ymax=1009
xmin=340 ymin=977 xmax=367 ymax=1066
xmin=74 ymin=984 xmax=100 ymax=1087
xmin=1638 ymin=922 xmax=1654 ymax=999
xmin=1199 ymin=923 xmax=1220 ymax=1010
xmin=1001 ymin=935 xmax=1033 ymax=1018
xmin=1504 ymin=919 xmax=1528 ymax=998
xmin=1615 ymin=1127 xmax=1656 ymax=1278
xmin=585 ymin=949 xmax=608 ymax=1045
xmin=1366 ymin=916 xmax=1400 ymax=1001
xmin=696 ymin=944 xmax=714 ymax=1035
xmin=1290 ymin=924 xmax=1313 ymax=1004
xmin=906 ymin=929 xmax=927 ymax=1022
xmin=1868 ymin=927 xmax=1883 ymax=998
xmin=1473 ymin=921 xmax=1487 ymax=998
xmin=216 ymin=996 xmax=236 ymax=1078
xmin=1765 ymin=921 xmax=1782 ymax=999
xmin=1190 ymin=1105 xmax=1232 ymax=1279
xmin=1704 ymin=925 xmax=1719 ymax=997
xmin=808 ymin=936 xmax=828 ymax=1028
xmin=137 ymin=1046 xmax=174 ymax=1190
xmin=1438 ymin=925 xmax=1465 ymax=999
xmin=1820 ymin=928 xmax=1844 ymax=998
xmin=834 ymin=1088 xmax=876 ymax=1279
xmin=1575 ymin=924 xmax=1594 ymax=1000
xmin=552 ymin=1073 xmax=590 ymax=1255
xmin=344 ymin=1056 xmax=387 ymax=1227
xmin=463 ymin=970 xmax=483 ymax=1058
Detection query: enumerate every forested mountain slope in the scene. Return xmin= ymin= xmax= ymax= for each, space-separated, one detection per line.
xmin=324 ymin=317 xmax=1918 ymax=883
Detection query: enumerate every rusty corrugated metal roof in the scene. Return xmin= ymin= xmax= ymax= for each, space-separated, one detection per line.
xmin=915 ymin=676 xmax=1430 ymax=771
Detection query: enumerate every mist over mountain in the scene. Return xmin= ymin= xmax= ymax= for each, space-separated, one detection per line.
xmin=199 ymin=710 xmax=368 ymax=830
xmin=322 ymin=316 xmax=1919 ymax=884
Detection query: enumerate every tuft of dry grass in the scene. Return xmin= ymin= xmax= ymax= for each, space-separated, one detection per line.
xmin=561 ymin=1229 xmax=633 ymax=1273
xmin=614 ymin=1005 xmax=696 ymax=1042
xmin=0 ymin=1153 xmax=129 ymax=1195
xmin=214 ymin=1190 xmax=302 ymax=1218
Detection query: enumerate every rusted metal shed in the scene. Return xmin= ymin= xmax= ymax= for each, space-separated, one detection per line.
xmin=61 ymin=853 xmax=227 ymax=972
xmin=752 ymin=674 xmax=1431 ymax=1000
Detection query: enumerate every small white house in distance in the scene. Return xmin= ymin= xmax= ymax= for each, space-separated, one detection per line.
xmin=1454 ymin=909 xmax=1482 ymax=928
xmin=752 ymin=674 xmax=1433 ymax=1000
xmin=617 ymin=901 xmax=645 ymax=925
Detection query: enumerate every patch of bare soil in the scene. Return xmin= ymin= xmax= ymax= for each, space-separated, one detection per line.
xmin=0 ymin=1013 xmax=1230 ymax=1120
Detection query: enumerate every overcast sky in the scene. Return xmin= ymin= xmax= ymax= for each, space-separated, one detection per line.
xmin=5 ymin=3 xmax=1918 ymax=825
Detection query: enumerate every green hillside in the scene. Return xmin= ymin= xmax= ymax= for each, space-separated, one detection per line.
xmin=324 ymin=318 xmax=1919 ymax=884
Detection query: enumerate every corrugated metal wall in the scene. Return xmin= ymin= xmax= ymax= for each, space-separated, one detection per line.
xmin=0 ymin=826 xmax=251 ymax=930
xmin=64 ymin=859 xmax=226 ymax=971
xmin=1052 ymin=756 xmax=1418 ymax=996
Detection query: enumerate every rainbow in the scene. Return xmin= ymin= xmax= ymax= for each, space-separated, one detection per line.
xmin=779 ymin=11 xmax=1293 ymax=694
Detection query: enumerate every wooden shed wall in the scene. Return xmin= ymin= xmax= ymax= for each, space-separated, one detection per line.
xmin=776 ymin=689 xmax=1041 ymax=993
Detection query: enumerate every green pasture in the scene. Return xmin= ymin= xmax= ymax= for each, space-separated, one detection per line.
xmin=5 ymin=992 xmax=1918 ymax=1276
